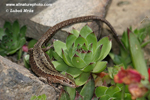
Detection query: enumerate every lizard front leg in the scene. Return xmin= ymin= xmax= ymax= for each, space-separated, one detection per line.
xmin=47 ymin=77 xmax=61 ymax=92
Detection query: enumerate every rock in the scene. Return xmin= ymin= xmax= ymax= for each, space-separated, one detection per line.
xmin=0 ymin=56 xmax=57 ymax=100
xmin=105 ymin=0 xmax=150 ymax=35
xmin=0 ymin=0 xmax=111 ymax=42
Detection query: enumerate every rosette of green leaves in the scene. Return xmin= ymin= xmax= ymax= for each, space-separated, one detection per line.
xmin=0 ymin=20 xmax=26 ymax=56
xmin=52 ymin=25 xmax=112 ymax=86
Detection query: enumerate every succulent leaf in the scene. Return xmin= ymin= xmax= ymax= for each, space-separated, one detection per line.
xmin=68 ymin=44 xmax=75 ymax=58
xmin=74 ymin=36 xmax=87 ymax=47
xmin=84 ymin=50 xmax=93 ymax=64
xmin=75 ymin=72 xmax=90 ymax=86
xmin=81 ymin=43 xmax=88 ymax=51
xmin=28 ymin=39 xmax=37 ymax=49
xmin=66 ymin=67 xmax=82 ymax=78
xmin=80 ymin=25 xmax=93 ymax=38
xmin=5 ymin=28 xmax=12 ymax=36
xmin=79 ymin=75 xmax=95 ymax=100
xmin=20 ymin=25 xmax=27 ymax=38
xmin=3 ymin=21 xmax=12 ymax=31
xmin=53 ymin=40 xmax=67 ymax=58
xmin=81 ymin=62 xmax=96 ymax=72
xmin=66 ymin=33 xmax=77 ymax=49
xmin=70 ymin=28 xmax=79 ymax=37
xmin=64 ymin=86 xmax=76 ymax=100
xmin=52 ymin=61 xmax=68 ymax=71
xmin=95 ymin=86 xmax=108 ymax=97
xmin=59 ymin=89 xmax=70 ymax=100
xmin=72 ymin=54 xmax=87 ymax=69
xmin=105 ymin=86 xmax=121 ymax=97
xmin=62 ymin=49 xmax=73 ymax=67
xmin=86 ymin=32 xmax=97 ymax=52
xmin=97 ymin=37 xmax=112 ymax=60
xmin=53 ymin=51 xmax=63 ymax=61
xmin=92 ymin=61 xmax=107 ymax=73
xmin=12 ymin=20 xmax=20 ymax=35
xmin=94 ymin=45 xmax=102 ymax=61
xmin=99 ymin=94 xmax=111 ymax=100
xmin=0 ymin=28 xmax=5 ymax=40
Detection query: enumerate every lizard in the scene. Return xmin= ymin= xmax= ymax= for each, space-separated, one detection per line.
xmin=29 ymin=16 xmax=125 ymax=88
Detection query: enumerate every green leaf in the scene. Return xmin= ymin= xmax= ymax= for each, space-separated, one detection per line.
xmin=97 ymin=37 xmax=112 ymax=60
xmin=128 ymin=30 xmax=149 ymax=84
xmin=12 ymin=20 xmax=20 ymax=35
xmin=99 ymin=94 xmax=111 ymax=100
xmin=105 ymin=86 xmax=121 ymax=97
xmin=7 ymin=38 xmax=26 ymax=55
xmin=84 ymin=50 xmax=93 ymax=64
xmin=86 ymin=32 xmax=97 ymax=52
xmin=72 ymin=54 xmax=86 ymax=69
xmin=66 ymin=33 xmax=77 ymax=49
xmin=74 ymin=36 xmax=88 ymax=47
xmin=92 ymin=61 xmax=107 ymax=73
xmin=0 ymin=49 xmax=6 ymax=56
xmin=95 ymin=86 xmax=108 ymax=97
xmin=59 ymin=89 xmax=70 ymax=100
xmin=75 ymin=72 xmax=90 ymax=86
xmin=4 ymin=21 xmax=12 ymax=31
xmin=52 ymin=61 xmax=68 ymax=71
xmin=37 ymin=94 xmax=47 ymax=100
xmin=109 ymin=53 xmax=123 ymax=65
xmin=81 ymin=43 xmax=88 ymax=51
xmin=94 ymin=45 xmax=102 ymax=61
xmin=53 ymin=51 xmax=63 ymax=61
xmin=124 ymin=93 xmax=132 ymax=100
xmin=80 ymin=25 xmax=93 ymax=38
xmin=46 ymin=47 xmax=53 ymax=60
xmin=53 ymin=40 xmax=66 ymax=58
xmin=62 ymin=49 xmax=73 ymax=67
xmin=107 ymin=67 xmax=114 ymax=79
xmin=28 ymin=39 xmax=37 ymax=49
xmin=24 ymin=54 xmax=30 ymax=69
xmin=5 ymin=28 xmax=12 ymax=36
xmin=81 ymin=62 xmax=96 ymax=72
xmin=121 ymin=30 xmax=129 ymax=49
xmin=0 ymin=28 xmax=5 ymax=40
xmin=79 ymin=75 xmax=95 ymax=100
xmin=64 ymin=86 xmax=76 ymax=100
xmin=20 ymin=25 xmax=27 ymax=37
xmin=68 ymin=44 xmax=76 ymax=59
xmin=71 ymin=28 xmax=79 ymax=37
xmin=66 ymin=67 xmax=82 ymax=78
xmin=30 ymin=95 xmax=37 ymax=100
xmin=17 ymin=48 xmax=22 ymax=60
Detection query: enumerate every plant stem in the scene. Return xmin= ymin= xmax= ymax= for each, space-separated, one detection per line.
xmin=121 ymin=84 xmax=125 ymax=100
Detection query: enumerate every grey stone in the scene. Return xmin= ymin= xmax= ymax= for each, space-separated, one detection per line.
xmin=0 ymin=56 xmax=57 ymax=100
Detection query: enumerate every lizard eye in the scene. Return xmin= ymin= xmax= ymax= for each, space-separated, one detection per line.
xmin=69 ymin=82 xmax=73 ymax=85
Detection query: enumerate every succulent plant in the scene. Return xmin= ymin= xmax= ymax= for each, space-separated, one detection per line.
xmin=0 ymin=20 xmax=27 ymax=56
xmin=52 ymin=25 xmax=112 ymax=86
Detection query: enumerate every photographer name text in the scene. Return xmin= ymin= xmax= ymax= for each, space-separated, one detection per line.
xmin=6 ymin=9 xmax=34 ymax=13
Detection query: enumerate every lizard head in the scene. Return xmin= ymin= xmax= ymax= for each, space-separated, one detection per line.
xmin=56 ymin=75 xmax=77 ymax=88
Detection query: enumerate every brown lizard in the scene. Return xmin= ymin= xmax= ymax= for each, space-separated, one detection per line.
xmin=29 ymin=16 xmax=125 ymax=88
